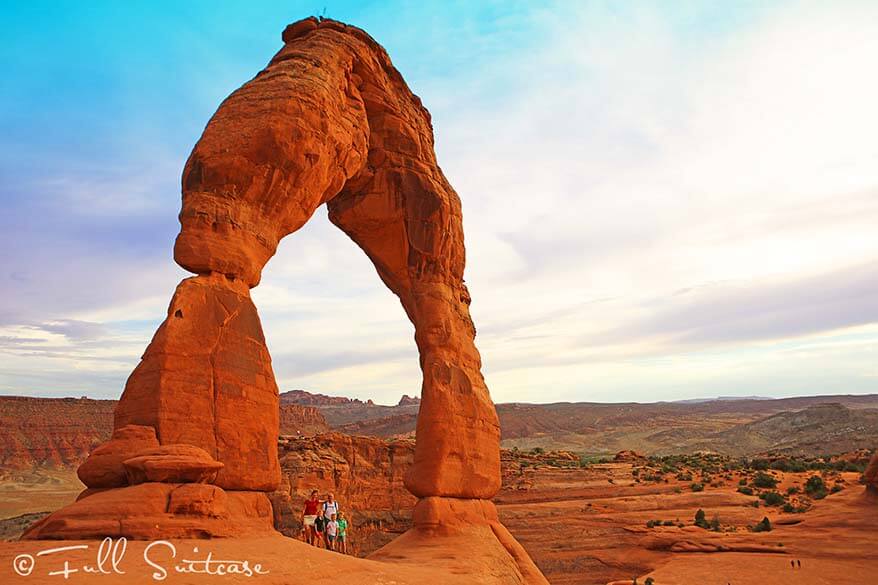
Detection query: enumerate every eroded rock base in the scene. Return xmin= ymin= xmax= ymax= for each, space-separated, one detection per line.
xmin=370 ymin=497 xmax=549 ymax=585
xmin=21 ymin=483 xmax=273 ymax=540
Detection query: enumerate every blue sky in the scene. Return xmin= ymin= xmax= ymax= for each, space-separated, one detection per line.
xmin=1 ymin=0 xmax=877 ymax=404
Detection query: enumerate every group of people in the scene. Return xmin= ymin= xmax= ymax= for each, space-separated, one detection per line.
xmin=302 ymin=490 xmax=349 ymax=553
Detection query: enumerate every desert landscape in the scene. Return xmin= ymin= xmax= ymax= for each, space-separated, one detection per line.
xmin=2 ymin=392 xmax=877 ymax=583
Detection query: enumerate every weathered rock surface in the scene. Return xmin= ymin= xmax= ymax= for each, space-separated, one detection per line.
xmin=113 ymin=273 xmax=280 ymax=491
xmin=122 ymin=444 xmax=223 ymax=485
xmin=172 ymin=16 xmax=502 ymax=500
xmin=279 ymin=403 xmax=330 ymax=436
xmin=272 ymin=433 xmax=416 ymax=554
xmin=21 ymin=482 xmax=273 ymax=540
xmin=865 ymin=451 xmax=878 ymax=495
xmin=0 ymin=396 xmax=113 ymax=470
xmin=77 ymin=424 xmax=159 ymax=488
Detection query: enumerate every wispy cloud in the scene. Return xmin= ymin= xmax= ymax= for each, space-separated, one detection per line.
xmin=1 ymin=0 xmax=876 ymax=403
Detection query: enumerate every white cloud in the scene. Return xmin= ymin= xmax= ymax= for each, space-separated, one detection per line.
xmin=3 ymin=1 xmax=877 ymax=403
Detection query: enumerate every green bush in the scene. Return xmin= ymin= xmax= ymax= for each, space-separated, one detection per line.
xmin=751 ymin=517 xmax=772 ymax=532
xmin=805 ymin=475 xmax=827 ymax=499
xmin=737 ymin=486 xmax=754 ymax=495
xmin=694 ymin=509 xmax=709 ymax=529
xmin=786 ymin=486 xmax=799 ymax=495
xmin=691 ymin=482 xmax=704 ymax=492
xmin=752 ymin=471 xmax=779 ymax=489
xmin=759 ymin=491 xmax=786 ymax=506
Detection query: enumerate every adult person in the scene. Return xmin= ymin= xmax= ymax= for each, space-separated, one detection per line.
xmin=321 ymin=493 xmax=340 ymax=548
xmin=302 ymin=490 xmax=321 ymax=546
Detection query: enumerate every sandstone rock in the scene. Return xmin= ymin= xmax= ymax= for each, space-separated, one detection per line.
xmin=167 ymin=483 xmax=227 ymax=516
xmin=77 ymin=424 xmax=159 ymax=488
xmin=113 ymin=273 xmax=280 ymax=491
xmin=0 ymin=396 xmax=113 ymax=470
xmin=274 ymin=433 xmax=416 ymax=554
xmin=48 ymin=19 xmax=520 ymax=575
xmin=22 ymin=482 xmax=273 ymax=540
xmin=278 ymin=403 xmax=330 ymax=436
xmin=865 ymin=451 xmax=878 ymax=495
xmin=123 ymin=444 xmax=223 ymax=484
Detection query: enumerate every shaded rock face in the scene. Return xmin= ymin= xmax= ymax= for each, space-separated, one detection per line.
xmin=865 ymin=452 xmax=878 ymax=495
xmin=271 ymin=433 xmax=416 ymax=554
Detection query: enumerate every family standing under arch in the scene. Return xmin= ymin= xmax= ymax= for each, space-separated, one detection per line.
xmin=302 ymin=491 xmax=349 ymax=554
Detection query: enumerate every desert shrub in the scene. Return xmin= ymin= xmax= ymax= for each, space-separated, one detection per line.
xmin=676 ymin=472 xmax=693 ymax=481
xmin=752 ymin=472 xmax=779 ymax=489
xmin=805 ymin=475 xmax=827 ymax=499
xmin=645 ymin=578 xmax=655 ymax=585
xmin=738 ymin=478 xmax=748 ymax=486
xmin=531 ymin=447 xmax=544 ymax=455
xmin=709 ymin=515 xmax=721 ymax=531
xmin=831 ymin=483 xmax=843 ymax=494
xmin=759 ymin=491 xmax=786 ymax=506
xmin=750 ymin=500 xmax=760 ymax=508
xmin=782 ymin=503 xmax=795 ymax=513
xmin=750 ymin=458 xmax=770 ymax=471
xmin=786 ymin=486 xmax=799 ymax=495
xmin=737 ymin=486 xmax=754 ymax=496
xmin=694 ymin=509 xmax=709 ymax=529
xmin=662 ymin=520 xmax=675 ymax=526
xmin=646 ymin=520 xmax=658 ymax=528
xmin=751 ymin=517 xmax=772 ymax=532
xmin=690 ymin=482 xmax=704 ymax=492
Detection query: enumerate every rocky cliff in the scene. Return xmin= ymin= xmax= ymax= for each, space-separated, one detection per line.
xmin=271 ymin=433 xmax=416 ymax=555
xmin=0 ymin=397 xmax=114 ymax=471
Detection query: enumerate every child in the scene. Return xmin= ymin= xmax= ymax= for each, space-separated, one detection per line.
xmin=314 ymin=512 xmax=326 ymax=548
xmin=325 ymin=513 xmax=339 ymax=551
xmin=336 ymin=511 xmax=349 ymax=554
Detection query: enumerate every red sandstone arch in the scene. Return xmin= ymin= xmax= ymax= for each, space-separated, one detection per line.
xmin=24 ymin=17 xmax=547 ymax=584
xmin=162 ymin=16 xmax=501 ymax=499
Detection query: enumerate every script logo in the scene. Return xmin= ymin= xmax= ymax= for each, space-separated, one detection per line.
xmin=11 ymin=538 xmax=269 ymax=580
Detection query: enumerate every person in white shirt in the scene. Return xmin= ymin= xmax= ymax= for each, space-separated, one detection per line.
xmin=322 ymin=493 xmax=340 ymax=548
xmin=325 ymin=513 xmax=339 ymax=551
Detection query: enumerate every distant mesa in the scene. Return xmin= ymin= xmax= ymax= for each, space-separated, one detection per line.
xmin=398 ymin=394 xmax=421 ymax=407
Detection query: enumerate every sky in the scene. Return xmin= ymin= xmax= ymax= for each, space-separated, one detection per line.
xmin=1 ymin=0 xmax=876 ymax=405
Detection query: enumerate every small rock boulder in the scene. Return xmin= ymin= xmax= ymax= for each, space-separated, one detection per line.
xmin=123 ymin=444 xmax=224 ymax=485
xmin=77 ymin=424 xmax=159 ymax=488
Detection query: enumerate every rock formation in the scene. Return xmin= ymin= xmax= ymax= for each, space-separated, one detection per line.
xmin=865 ymin=451 xmax=878 ymax=496
xmin=0 ymin=396 xmax=114 ymax=470
xmin=24 ymin=16 xmax=545 ymax=583
xmin=272 ymin=433 xmax=416 ymax=554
